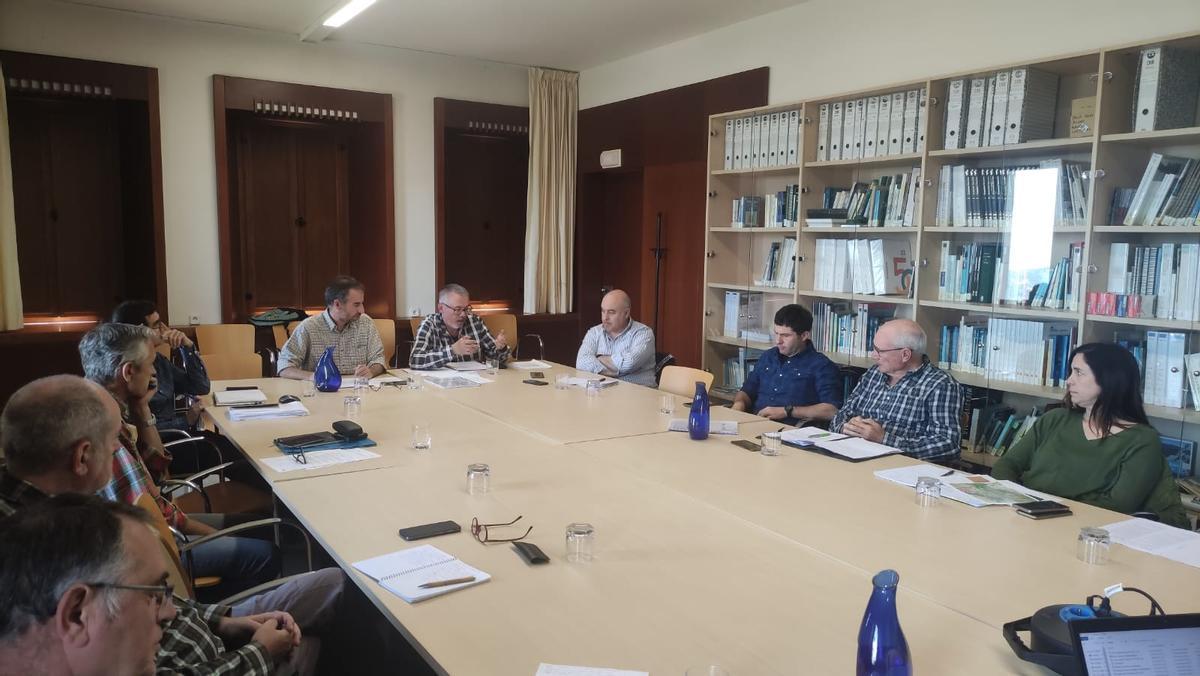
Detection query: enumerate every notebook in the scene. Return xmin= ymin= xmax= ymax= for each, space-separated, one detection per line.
xmin=212 ymin=389 xmax=267 ymax=406
xmin=352 ymin=544 xmax=490 ymax=603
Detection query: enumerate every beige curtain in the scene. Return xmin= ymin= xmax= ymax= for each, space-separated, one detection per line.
xmin=524 ymin=67 xmax=577 ymax=314
xmin=0 ymin=65 xmax=22 ymax=330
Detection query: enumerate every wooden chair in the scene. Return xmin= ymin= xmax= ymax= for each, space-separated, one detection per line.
xmin=161 ymin=432 xmax=273 ymax=517
xmin=194 ymin=324 xmax=255 ymax=355
xmin=408 ymin=317 xmax=422 ymax=336
xmin=198 ymin=353 xmax=264 ymax=380
xmin=271 ymin=325 xmax=289 ymax=351
xmin=658 ymin=365 xmax=714 ymax=398
xmin=480 ymin=313 xmax=544 ymax=360
xmin=373 ymin=317 xmax=398 ymax=367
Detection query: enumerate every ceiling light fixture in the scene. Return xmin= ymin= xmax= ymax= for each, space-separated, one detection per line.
xmin=322 ymin=0 xmax=377 ymax=28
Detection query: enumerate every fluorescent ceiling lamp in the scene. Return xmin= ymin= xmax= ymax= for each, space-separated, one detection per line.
xmin=323 ymin=0 xmax=377 ymax=28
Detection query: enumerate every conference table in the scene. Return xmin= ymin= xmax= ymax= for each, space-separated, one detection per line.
xmin=204 ymin=363 xmax=1200 ymax=675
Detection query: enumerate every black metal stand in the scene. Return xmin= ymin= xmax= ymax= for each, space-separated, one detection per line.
xmin=649 ymin=212 xmax=667 ymax=351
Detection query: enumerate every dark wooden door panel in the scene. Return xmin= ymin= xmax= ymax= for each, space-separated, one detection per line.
xmin=597 ymin=171 xmax=644 ymax=312
xmin=239 ymin=121 xmax=299 ymax=309
xmin=295 ymin=125 xmax=345 ymax=306
xmin=48 ymin=102 xmax=122 ymax=315
xmin=8 ymin=99 xmax=53 ymax=313
xmin=643 ymin=162 xmax=706 ymax=368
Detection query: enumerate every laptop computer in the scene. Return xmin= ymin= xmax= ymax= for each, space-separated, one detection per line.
xmin=1069 ymin=613 xmax=1200 ymax=676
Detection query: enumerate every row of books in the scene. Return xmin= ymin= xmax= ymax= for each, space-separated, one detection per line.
xmin=1131 ymin=46 xmax=1200 ymax=133
xmin=937 ymin=316 xmax=1077 ymax=388
xmin=723 ymin=110 xmax=800 ymax=170
xmin=810 ymin=301 xmax=896 ymax=359
xmin=967 ymin=404 xmax=1041 ymax=457
xmin=814 ymin=89 xmax=926 ymax=162
xmin=936 ymin=241 xmax=1085 ymax=311
xmin=1106 ymin=241 xmax=1200 ymax=321
xmin=813 ymin=238 xmax=911 ymax=296
xmin=935 ymin=160 xmax=1088 ymax=228
xmin=817 ymin=171 xmax=921 ymax=228
xmin=1122 ymin=331 xmax=1193 ymax=410
xmin=1118 ymin=153 xmax=1200 ymax=227
xmin=757 ymin=238 xmax=797 ymax=289
xmin=722 ymin=291 xmax=764 ymax=339
xmin=729 ymin=185 xmax=800 ymax=228
xmin=943 ymin=66 xmax=1060 ymax=150
xmin=721 ymin=347 xmax=763 ymax=390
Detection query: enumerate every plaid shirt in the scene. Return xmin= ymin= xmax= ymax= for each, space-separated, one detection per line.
xmin=278 ymin=310 xmax=385 ymax=374
xmin=100 ymin=429 xmax=188 ymax=530
xmin=830 ymin=363 xmax=964 ymax=461
xmin=409 ymin=313 xmax=509 ymax=370
xmin=0 ymin=468 xmax=270 ymax=675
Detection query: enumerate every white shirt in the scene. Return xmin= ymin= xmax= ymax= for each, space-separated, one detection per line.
xmin=575 ymin=320 xmax=656 ymax=387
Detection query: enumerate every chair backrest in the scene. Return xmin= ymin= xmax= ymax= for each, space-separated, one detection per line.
xmin=286 ymin=320 xmax=302 ymax=336
xmin=373 ymin=318 xmax=397 ymax=367
xmin=271 ymin=325 xmax=288 ymax=351
xmin=654 ymin=352 xmax=676 ymax=385
xmin=408 ymin=317 xmax=422 ymax=337
xmin=194 ymin=324 xmax=255 ymax=356
xmin=658 ymin=365 xmax=715 ymax=398
xmin=199 ymin=353 xmax=264 ymax=380
xmin=480 ymin=313 xmax=519 ymax=356
xmin=135 ymin=493 xmax=195 ymax=599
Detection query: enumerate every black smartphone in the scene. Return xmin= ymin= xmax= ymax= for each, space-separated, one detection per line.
xmin=531 ymin=371 xmax=546 ymax=379
xmin=523 ymin=379 xmax=549 ymax=386
xmin=398 ymin=520 xmax=462 ymax=541
xmin=274 ymin=432 xmax=338 ymax=448
xmin=1013 ymin=500 xmax=1072 ymax=519
xmin=731 ymin=439 xmax=761 ymax=452
xmin=226 ymin=385 xmax=259 ymax=391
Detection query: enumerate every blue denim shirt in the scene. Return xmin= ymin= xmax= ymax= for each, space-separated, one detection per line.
xmin=740 ymin=342 xmax=842 ymax=422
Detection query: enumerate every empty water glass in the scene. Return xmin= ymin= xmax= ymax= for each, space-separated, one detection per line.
xmin=1077 ymin=527 xmax=1110 ymax=565
xmin=565 ymin=522 xmax=595 ymax=563
xmin=915 ymin=476 xmax=941 ymax=507
xmin=586 ymin=380 xmax=601 ymax=398
xmin=486 ymin=357 xmax=500 ymax=376
xmin=408 ymin=374 xmax=424 ymax=392
xmin=412 ymin=423 xmax=432 ymax=450
xmin=659 ymin=394 xmax=675 ymax=415
xmin=760 ymin=432 xmax=782 ymax=456
xmin=555 ymin=374 xmax=569 ymax=390
xmin=466 ymin=463 xmax=490 ymax=495
xmin=343 ymin=395 xmax=362 ymax=420
xmin=353 ymin=375 xmax=367 ymax=394
xmin=301 ymin=378 xmax=316 ymax=398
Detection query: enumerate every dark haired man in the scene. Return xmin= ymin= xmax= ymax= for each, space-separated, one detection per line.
xmin=278 ymin=275 xmax=386 ymax=380
xmin=111 ymin=299 xmax=210 ymax=432
xmin=731 ymin=304 xmax=842 ymax=425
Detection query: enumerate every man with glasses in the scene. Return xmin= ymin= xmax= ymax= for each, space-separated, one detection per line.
xmin=279 ymin=275 xmax=386 ymax=380
xmin=410 ymin=283 xmax=510 ymax=369
xmin=576 ymin=289 xmax=656 ymax=386
xmin=829 ymin=318 xmax=963 ymax=462
xmin=111 ymin=300 xmax=210 ymax=433
xmin=731 ymin=304 xmax=841 ymax=425
xmin=0 ymin=494 xmax=177 ymax=676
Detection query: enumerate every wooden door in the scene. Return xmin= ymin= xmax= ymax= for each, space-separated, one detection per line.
xmin=294 ymin=125 xmax=348 ymax=306
xmin=642 ymin=162 xmax=706 ymax=368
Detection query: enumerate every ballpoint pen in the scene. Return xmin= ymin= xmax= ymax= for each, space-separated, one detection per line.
xmin=418 ymin=576 xmax=476 ymax=589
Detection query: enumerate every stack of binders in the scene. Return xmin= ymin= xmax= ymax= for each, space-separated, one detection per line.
xmin=1132 ymin=45 xmax=1200 ymax=133
xmin=943 ymin=67 xmax=1060 ymax=150
xmin=814 ymin=88 xmax=926 ymax=162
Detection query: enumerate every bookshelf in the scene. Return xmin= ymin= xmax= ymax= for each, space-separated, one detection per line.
xmin=702 ymin=31 xmax=1200 ymax=464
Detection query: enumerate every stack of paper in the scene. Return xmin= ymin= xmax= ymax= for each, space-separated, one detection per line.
xmin=447 ymin=361 xmax=489 ymax=372
xmin=780 ymin=427 xmax=900 ymax=461
xmin=353 ymin=544 xmax=490 ymax=603
xmin=874 ymin=464 xmax=1054 ymax=507
xmin=563 ymin=377 xmax=617 ymax=389
xmin=212 ymin=389 xmax=267 ymax=406
xmin=667 ymin=419 xmax=738 ymax=435
xmin=536 ymin=665 xmax=648 ymax=676
xmin=227 ymin=401 xmax=309 ymax=421
xmin=510 ymin=359 xmax=552 ymax=370
xmin=261 ymin=449 xmax=381 ymax=474
xmin=1102 ymin=518 xmax=1200 ymax=569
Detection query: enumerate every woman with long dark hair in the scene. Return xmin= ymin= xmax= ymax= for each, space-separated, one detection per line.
xmin=993 ymin=343 xmax=1187 ymax=528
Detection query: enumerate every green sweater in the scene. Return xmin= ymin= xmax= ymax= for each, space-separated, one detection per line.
xmin=993 ymin=408 xmax=1188 ymax=529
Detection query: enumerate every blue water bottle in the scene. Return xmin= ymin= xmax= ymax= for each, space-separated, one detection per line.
xmin=687 ymin=381 xmax=710 ymax=440
xmin=314 ymin=346 xmax=342 ymax=392
xmin=857 ymin=569 xmax=911 ymax=676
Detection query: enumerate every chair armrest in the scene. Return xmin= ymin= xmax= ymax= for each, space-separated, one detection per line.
xmin=159 ymin=429 xmax=195 ymax=443
xmin=520 ymin=333 xmax=544 ymax=361
xmin=180 ymin=519 xmax=314 ymax=572
xmin=219 ymin=572 xmax=319 ymax=607
xmin=161 ymin=479 xmax=212 ymax=513
xmin=178 ymin=461 xmax=238 ymax=484
xmin=162 ymin=437 xmax=227 ymax=468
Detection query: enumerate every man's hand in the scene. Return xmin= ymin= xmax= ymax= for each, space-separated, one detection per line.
xmin=596 ymin=355 xmax=618 ymax=376
xmin=451 ymin=336 xmax=479 ymax=356
xmin=129 ymin=378 xmax=158 ymax=424
xmin=250 ymin=620 xmax=296 ymax=661
xmin=158 ymin=327 xmax=193 ymax=349
xmin=353 ymin=364 xmax=373 ymax=379
xmin=494 ymin=329 xmax=508 ymax=350
xmin=185 ymin=399 xmax=205 ymax=427
xmin=842 ymin=416 xmax=886 ymax=443
xmin=756 ymin=406 xmax=787 ymax=421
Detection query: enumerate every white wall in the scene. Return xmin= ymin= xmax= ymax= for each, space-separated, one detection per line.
xmin=581 ymin=0 xmax=1200 ymax=109
xmin=0 ymin=0 xmax=529 ymax=323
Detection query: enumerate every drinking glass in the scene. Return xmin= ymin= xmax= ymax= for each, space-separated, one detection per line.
xmin=555 ymin=374 xmax=569 ymax=390
xmin=1077 ymin=527 xmax=1110 ymax=565
xmin=565 ymin=522 xmax=595 ymax=563
xmin=760 ymin=432 xmax=782 ymax=456
xmin=915 ymin=476 xmax=941 ymax=507
xmin=466 ymin=463 xmax=490 ymax=495
xmin=411 ymin=423 xmax=432 ymax=450
xmin=659 ymin=394 xmax=675 ymax=415
xmin=343 ymin=395 xmax=362 ymax=420
xmin=301 ymin=378 xmax=316 ymax=397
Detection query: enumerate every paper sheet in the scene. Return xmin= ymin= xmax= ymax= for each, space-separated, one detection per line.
xmin=510 ymin=360 xmax=552 ymax=370
xmin=447 ymin=361 xmax=489 ymax=371
xmin=667 ymin=419 xmax=738 ymax=435
xmin=781 ymin=427 xmax=900 ymax=460
xmin=1103 ymin=518 xmax=1200 ymax=568
xmin=261 ymin=448 xmax=382 ymax=473
xmin=227 ymin=401 xmax=309 ymax=421
xmin=212 ymin=389 xmax=267 ymax=406
xmin=535 ymin=665 xmax=648 ymax=676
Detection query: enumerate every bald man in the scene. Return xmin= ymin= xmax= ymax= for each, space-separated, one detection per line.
xmin=830 ymin=319 xmax=964 ymax=462
xmin=576 ymin=290 xmax=657 ymax=387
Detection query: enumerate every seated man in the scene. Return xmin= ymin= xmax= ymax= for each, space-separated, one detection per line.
xmin=0 ymin=494 xmax=177 ymax=676
xmin=80 ymin=323 xmax=281 ymax=599
xmin=111 ymin=300 xmax=210 ymax=433
xmin=731 ymin=304 xmax=841 ymax=424
xmin=829 ymin=319 xmax=963 ymax=462
xmin=410 ymin=283 xmax=510 ymax=369
xmin=575 ymin=289 xmax=655 ymax=386
xmin=278 ymin=275 xmax=386 ymax=380
xmin=0 ymin=374 xmax=343 ymax=675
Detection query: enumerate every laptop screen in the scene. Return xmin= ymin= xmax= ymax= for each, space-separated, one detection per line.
xmin=1070 ymin=614 xmax=1200 ymax=676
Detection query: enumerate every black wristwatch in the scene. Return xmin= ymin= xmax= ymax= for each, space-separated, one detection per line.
xmin=784 ymin=405 xmax=794 ymax=419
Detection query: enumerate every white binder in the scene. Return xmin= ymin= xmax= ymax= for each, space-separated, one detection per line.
xmin=732 ymin=118 xmax=744 ymax=170
xmin=1134 ymin=47 xmax=1162 ymax=133
xmin=864 ymin=96 xmax=881 ymax=159
xmin=724 ymin=119 xmax=734 ymax=170
xmin=901 ymin=90 xmax=920 ymax=154
xmin=768 ymin=112 xmax=781 ymax=167
xmin=1166 ymin=331 xmax=1186 ymax=408
xmin=964 ymin=77 xmax=987 ymax=148
xmin=750 ymin=115 xmax=762 ymax=169
xmin=982 ymin=76 xmax=997 ymax=146
xmin=829 ymin=101 xmax=844 ymax=161
xmin=758 ymin=113 xmax=771 ymax=168
xmin=853 ymin=97 xmax=868 ymax=159
xmin=988 ymin=71 xmax=1011 ymax=146
xmin=916 ymin=87 xmax=929 ymax=152
xmin=787 ymin=110 xmax=800 ymax=165
xmin=842 ymin=99 xmax=857 ymax=160
xmin=944 ymin=79 xmax=967 ymax=150
xmin=888 ymin=92 xmax=906 ymax=155
xmin=1004 ymin=67 xmax=1060 ymax=144
xmin=952 ymin=165 xmax=967 ymax=226
xmin=816 ymin=103 xmax=830 ymax=162
xmin=877 ymin=94 xmax=892 ymax=157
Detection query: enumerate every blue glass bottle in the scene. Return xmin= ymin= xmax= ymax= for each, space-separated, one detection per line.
xmin=687 ymin=381 xmax=710 ymax=440
xmin=314 ymin=346 xmax=342 ymax=392
xmin=857 ymin=569 xmax=911 ymax=676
